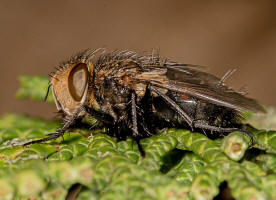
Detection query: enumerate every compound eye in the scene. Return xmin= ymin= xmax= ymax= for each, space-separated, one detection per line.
xmin=68 ymin=63 xmax=89 ymax=101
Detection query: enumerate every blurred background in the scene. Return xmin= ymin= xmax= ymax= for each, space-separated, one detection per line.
xmin=1 ymin=0 xmax=276 ymax=119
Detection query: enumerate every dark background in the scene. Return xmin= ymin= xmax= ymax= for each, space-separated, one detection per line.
xmin=1 ymin=0 xmax=276 ymax=119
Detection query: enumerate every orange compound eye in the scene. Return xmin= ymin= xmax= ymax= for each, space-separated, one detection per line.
xmin=68 ymin=63 xmax=89 ymax=101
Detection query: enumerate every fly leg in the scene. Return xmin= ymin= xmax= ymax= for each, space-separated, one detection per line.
xmin=24 ymin=106 xmax=84 ymax=146
xmin=192 ymin=121 xmax=239 ymax=132
xmin=148 ymin=85 xmax=193 ymax=129
xmin=131 ymin=92 xmax=145 ymax=156
xmin=147 ymin=85 xmax=254 ymax=144
xmin=239 ymin=125 xmax=254 ymax=145
xmin=84 ymin=105 xmax=127 ymax=139
xmin=192 ymin=120 xmax=254 ymax=144
xmin=131 ymin=92 xmax=139 ymax=137
xmin=84 ymin=106 xmax=114 ymax=125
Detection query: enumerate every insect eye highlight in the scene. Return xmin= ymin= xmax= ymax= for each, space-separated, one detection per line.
xmin=68 ymin=63 xmax=89 ymax=101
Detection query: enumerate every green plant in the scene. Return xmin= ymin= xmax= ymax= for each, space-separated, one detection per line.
xmin=0 ymin=75 xmax=275 ymax=200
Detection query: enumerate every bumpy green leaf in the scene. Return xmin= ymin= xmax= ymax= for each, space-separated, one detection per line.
xmin=221 ymin=131 xmax=250 ymax=161
xmin=0 ymin=75 xmax=276 ymax=200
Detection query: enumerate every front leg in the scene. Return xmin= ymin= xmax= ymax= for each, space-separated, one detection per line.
xmin=84 ymin=106 xmax=114 ymax=125
xmin=24 ymin=106 xmax=85 ymax=146
xmin=84 ymin=105 xmax=125 ymax=140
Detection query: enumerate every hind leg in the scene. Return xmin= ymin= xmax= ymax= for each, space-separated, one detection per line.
xmin=193 ymin=120 xmax=253 ymax=144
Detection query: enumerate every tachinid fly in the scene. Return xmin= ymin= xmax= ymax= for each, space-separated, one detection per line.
xmin=24 ymin=49 xmax=265 ymax=150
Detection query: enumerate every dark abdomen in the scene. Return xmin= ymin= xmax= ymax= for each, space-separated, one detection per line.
xmin=152 ymin=91 xmax=240 ymax=134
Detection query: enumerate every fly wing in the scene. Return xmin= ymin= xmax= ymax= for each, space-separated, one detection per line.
xmin=135 ymin=63 xmax=265 ymax=113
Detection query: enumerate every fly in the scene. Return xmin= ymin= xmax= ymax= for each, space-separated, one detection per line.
xmin=24 ymin=49 xmax=265 ymax=153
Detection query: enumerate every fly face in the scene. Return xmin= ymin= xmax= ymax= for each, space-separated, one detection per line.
xmin=50 ymin=61 xmax=93 ymax=116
